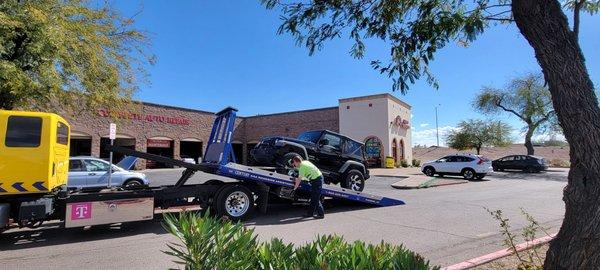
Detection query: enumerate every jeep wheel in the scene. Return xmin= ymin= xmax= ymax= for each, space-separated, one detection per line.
xmin=343 ymin=170 xmax=365 ymax=192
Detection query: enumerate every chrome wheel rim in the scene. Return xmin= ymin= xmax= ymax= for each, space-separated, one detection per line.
xmin=349 ymin=174 xmax=362 ymax=191
xmin=225 ymin=191 xmax=250 ymax=217
xmin=425 ymin=168 xmax=433 ymax=176
xmin=465 ymin=170 xmax=474 ymax=179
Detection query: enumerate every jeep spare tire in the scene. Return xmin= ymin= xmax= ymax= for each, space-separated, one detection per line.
xmin=278 ymin=152 xmax=302 ymax=169
xmin=343 ymin=169 xmax=365 ymax=192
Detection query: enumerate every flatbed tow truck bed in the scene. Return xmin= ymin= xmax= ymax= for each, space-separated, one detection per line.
xmin=1 ymin=107 xmax=404 ymax=230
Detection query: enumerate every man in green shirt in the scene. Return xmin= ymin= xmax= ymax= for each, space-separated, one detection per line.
xmin=292 ymin=155 xmax=325 ymax=219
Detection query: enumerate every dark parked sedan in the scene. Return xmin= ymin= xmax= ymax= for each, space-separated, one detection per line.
xmin=492 ymin=155 xmax=548 ymax=173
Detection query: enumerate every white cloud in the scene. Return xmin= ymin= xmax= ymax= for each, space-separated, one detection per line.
xmin=419 ymin=123 xmax=430 ymax=128
xmin=412 ymin=126 xmax=458 ymax=147
xmin=510 ymin=130 xmax=566 ymax=143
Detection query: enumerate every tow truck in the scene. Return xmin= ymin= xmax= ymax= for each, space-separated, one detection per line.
xmin=0 ymin=107 xmax=404 ymax=231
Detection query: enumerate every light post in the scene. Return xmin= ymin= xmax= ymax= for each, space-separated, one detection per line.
xmin=435 ymin=104 xmax=440 ymax=147
xmin=108 ymin=123 xmax=116 ymax=189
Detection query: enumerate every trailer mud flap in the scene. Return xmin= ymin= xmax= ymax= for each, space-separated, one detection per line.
xmin=65 ymin=197 xmax=154 ymax=228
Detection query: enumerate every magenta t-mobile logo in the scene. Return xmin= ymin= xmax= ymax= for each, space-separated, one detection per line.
xmin=71 ymin=203 xmax=92 ymax=220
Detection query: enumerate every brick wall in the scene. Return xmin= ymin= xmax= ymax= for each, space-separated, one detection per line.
xmin=60 ymin=103 xmax=232 ymax=169
xmin=59 ymin=103 xmax=339 ymax=169
xmin=243 ymin=107 xmax=340 ymax=143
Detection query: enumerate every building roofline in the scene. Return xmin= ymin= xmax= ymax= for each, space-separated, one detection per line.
xmin=244 ymin=106 xmax=339 ymax=119
xmin=338 ymin=93 xmax=412 ymax=108
xmin=139 ymin=101 xmax=339 ymax=119
xmin=139 ymin=101 xmax=216 ymax=115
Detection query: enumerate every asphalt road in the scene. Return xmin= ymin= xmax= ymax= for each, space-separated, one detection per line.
xmin=0 ymin=168 xmax=567 ymax=269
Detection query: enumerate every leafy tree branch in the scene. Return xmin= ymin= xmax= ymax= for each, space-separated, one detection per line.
xmin=0 ymin=0 xmax=154 ymax=111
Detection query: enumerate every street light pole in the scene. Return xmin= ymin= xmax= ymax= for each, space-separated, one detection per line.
xmin=435 ymin=105 xmax=440 ymax=147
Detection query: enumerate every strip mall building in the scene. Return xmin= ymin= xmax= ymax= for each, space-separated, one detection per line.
xmin=61 ymin=93 xmax=412 ymax=169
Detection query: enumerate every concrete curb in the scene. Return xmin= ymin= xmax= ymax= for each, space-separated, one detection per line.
xmin=442 ymin=233 xmax=557 ymax=270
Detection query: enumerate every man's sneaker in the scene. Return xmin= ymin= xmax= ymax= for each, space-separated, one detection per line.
xmin=313 ymin=215 xmax=324 ymax=219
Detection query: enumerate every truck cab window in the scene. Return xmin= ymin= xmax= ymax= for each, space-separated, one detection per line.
xmin=57 ymin=122 xmax=69 ymax=145
xmin=5 ymin=116 xmax=42 ymax=147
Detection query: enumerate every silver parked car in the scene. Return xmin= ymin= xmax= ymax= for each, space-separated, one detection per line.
xmin=68 ymin=156 xmax=149 ymax=189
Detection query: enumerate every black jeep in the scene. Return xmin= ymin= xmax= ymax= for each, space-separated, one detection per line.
xmin=250 ymin=130 xmax=370 ymax=191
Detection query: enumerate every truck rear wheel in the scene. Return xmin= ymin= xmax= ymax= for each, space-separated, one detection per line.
xmin=215 ymin=185 xmax=255 ymax=221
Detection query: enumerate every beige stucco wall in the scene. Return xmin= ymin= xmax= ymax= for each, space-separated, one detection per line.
xmin=339 ymin=94 xmax=412 ymax=167
xmin=387 ymin=98 xmax=412 ymax=163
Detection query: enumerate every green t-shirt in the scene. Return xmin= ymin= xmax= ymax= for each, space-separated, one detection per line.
xmin=298 ymin=160 xmax=323 ymax=181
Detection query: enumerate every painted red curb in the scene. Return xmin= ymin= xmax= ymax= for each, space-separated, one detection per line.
xmin=442 ymin=233 xmax=557 ymax=270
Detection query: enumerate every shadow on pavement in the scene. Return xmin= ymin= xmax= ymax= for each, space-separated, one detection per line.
xmin=429 ymin=170 xmax=567 ymax=182
xmin=489 ymin=170 xmax=567 ymax=182
xmin=0 ymin=218 xmax=168 ymax=251
xmin=0 ymin=200 xmax=372 ymax=250
xmin=247 ymin=200 xmax=371 ymax=226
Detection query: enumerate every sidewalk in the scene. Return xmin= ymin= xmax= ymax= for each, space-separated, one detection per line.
xmin=370 ymin=167 xmax=422 ymax=177
xmin=370 ymin=167 xmax=469 ymax=189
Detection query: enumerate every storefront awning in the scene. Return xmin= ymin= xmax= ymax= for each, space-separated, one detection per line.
xmin=71 ymin=131 xmax=92 ymax=139
xmin=181 ymin=138 xmax=202 ymax=142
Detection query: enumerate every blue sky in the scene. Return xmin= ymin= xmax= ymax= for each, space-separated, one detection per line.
xmin=114 ymin=1 xmax=600 ymax=146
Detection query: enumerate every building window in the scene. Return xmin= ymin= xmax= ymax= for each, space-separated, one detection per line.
xmin=5 ymin=116 xmax=42 ymax=147
xmin=392 ymin=139 xmax=398 ymax=162
xmin=364 ymin=136 xmax=383 ymax=168
xmin=369 ymin=103 xmax=373 ymax=107
xmin=400 ymin=139 xmax=405 ymax=160
xmin=346 ymin=105 xmax=350 ymax=109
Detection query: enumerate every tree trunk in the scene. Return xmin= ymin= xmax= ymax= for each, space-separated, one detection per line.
xmin=512 ymin=0 xmax=600 ymax=269
xmin=0 ymin=91 xmax=15 ymax=110
xmin=524 ymin=127 xmax=535 ymax=155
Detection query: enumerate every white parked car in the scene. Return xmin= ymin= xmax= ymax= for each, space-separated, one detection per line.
xmin=421 ymin=154 xmax=493 ymax=180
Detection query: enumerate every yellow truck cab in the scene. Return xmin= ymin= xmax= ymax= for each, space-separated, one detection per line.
xmin=0 ymin=110 xmax=70 ymax=194
xmin=0 ymin=110 xmax=70 ymax=229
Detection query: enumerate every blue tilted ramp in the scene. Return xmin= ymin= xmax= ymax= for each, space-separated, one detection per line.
xmin=218 ymin=163 xmax=405 ymax=207
xmin=203 ymin=107 xmax=405 ymax=207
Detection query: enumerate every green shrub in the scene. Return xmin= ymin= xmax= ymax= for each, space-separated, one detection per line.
xmin=412 ymin=159 xmax=421 ymax=167
xmin=400 ymin=159 xmax=409 ymax=168
xmin=163 ymin=212 xmax=439 ymax=270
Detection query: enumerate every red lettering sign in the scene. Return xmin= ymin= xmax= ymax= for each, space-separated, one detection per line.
xmin=97 ymin=109 xmax=190 ymax=126
xmin=393 ymin=116 xmax=410 ymax=129
xmin=147 ymin=139 xmax=171 ymax=148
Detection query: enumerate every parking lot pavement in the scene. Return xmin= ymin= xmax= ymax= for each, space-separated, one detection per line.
xmin=0 ymin=168 xmax=566 ymax=269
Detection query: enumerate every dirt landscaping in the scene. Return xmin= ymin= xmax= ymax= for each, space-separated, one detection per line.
xmin=472 ymin=244 xmax=548 ymax=270
xmin=413 ymin=145 xmax=569 ymax=165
